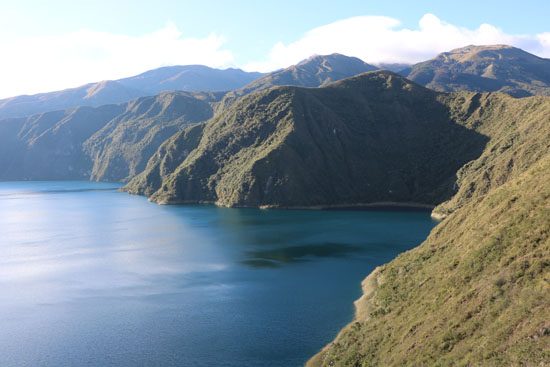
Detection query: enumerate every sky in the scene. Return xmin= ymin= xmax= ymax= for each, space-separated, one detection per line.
xmin=0 ymin=0 xmax=549 ymax=98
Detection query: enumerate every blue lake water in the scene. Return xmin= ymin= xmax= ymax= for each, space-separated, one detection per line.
xmin=0 ymin=181 xmax=437 ymax=366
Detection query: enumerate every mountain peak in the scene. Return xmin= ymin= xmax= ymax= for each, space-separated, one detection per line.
xmin=227 ymin=54 xmax=378 ymax=100
xmin=449 ymin=44 xmax=516 ymax=54
xmin=294 ymin=53 xmax=375 ymax=71
xmin=406 ymin=44 xmax=550 ymax=96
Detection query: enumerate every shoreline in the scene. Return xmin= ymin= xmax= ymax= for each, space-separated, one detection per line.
xmin=307 ymin=267 xmax=383 ymax=367
xmin=142 ymin=194 xmax=436 ymax=212
xmin=258 ymin=201 xmax=435 ymax=211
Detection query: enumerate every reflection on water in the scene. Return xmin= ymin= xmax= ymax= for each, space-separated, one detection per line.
xmin=0 ymin=181 xmax=437 ymax=367
xmin=243 ymin=243 xmax=363 ymax=266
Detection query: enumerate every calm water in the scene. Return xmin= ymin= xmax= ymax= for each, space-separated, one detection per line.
xmin=0 ymin=181 xmax=437 ymax=367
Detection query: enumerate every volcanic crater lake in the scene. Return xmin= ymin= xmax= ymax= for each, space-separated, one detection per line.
xmin=0 ymin=181 xmax=437 ymax=367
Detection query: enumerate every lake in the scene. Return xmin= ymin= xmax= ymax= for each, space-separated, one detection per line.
xmin=0 ymin=181 xmax=437 ymax=366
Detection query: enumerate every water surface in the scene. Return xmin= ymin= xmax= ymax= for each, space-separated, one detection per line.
xmin=0 ymin=181 xmax=437 ymax=366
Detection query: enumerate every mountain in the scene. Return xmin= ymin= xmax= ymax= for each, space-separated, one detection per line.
xmin=238 ymin=54 xmax=378 ymax=92
xmin=123 ymin=71 xmax=488 ymax=207
xmin=0 ymin=65 xmax=263 ymax=119
xmin=0 ymin=90 xmax=222 ymax=181
xmin=0 ymin=55 xmax=375 ymax=183
xmin=217 ymin=54 xmax=378 ymax=110
xmin=117 ymin=65 xmax=264 ymax=95
xmin=83 ymin=91 xmax=222 ymax=181
xmin=3 ymin=54 xmax=550 ymax=365
xmin=124 ymin=71 xmax=550 ymax=365
xmin=403 ymin=44 xmax=550 ymax=97
xmin=308 ymin=94 xmax=550 ymax=367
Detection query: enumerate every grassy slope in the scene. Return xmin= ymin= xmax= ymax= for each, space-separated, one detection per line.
xmin=434 ymin=92 xmax=550 ymax=217
xmin=306 ymin=85 xmax=550 ymax=367
xmin=308 ymin=154 xmax=550 ymax=367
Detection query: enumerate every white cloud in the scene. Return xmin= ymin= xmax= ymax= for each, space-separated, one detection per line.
xmin=0 ymin=22 xmax=234 ymax=99
xmin=243 ymin=14 xmax=550 ymax=72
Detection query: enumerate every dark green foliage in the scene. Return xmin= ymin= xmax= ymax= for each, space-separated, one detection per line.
xmin=124 ymin=71 xmax=489 ymax=207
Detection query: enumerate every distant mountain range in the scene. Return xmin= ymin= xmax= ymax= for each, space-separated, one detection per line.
xmin=401 ymin=44 xmax=550 ymax=96
xmin=217 ymin=54 xmax=378 ymax=110
xmin=3 ymin=45 xmax=550 ymax=185
xmin=2 ymin=45 xmax=550 ymax=121
xmin=0 ymin=54 xmax=375 ymax=182
xmin=236 ymin=53 xmax=377 ymax=93
xmin=0 ymin=65 xmax=264 ymax=119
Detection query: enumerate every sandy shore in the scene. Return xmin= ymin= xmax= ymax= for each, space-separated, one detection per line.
xmin=307 ymin=267 xmax=383 ymax=367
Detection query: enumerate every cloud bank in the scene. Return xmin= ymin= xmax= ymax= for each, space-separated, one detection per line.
xmin=0 ymin=22 xmax=234 ymax=99
xmin=243 ymin=14 xmax=550 ymax=71
xmin=2 ymin=14 xmax=550 ymax=98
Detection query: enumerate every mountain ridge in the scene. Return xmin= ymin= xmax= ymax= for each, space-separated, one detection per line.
xmin=403 ymin=44 xmax=550 ymax=97
xmin=0 ymin=90 xmax=222 ymax=181
xmin=0 ymin=65 xmax=263 ymax=119
xmin=217 ymin=54 xmax=379 ymax=111
xmin=123 ymin=71 xmax=489 ymax=209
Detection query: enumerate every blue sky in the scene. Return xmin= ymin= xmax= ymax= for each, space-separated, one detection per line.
xmin=1 ymin=0 xmax=549 ymax=97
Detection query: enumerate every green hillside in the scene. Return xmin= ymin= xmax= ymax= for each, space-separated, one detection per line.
xmin=0 ymin=104 xmax=125 ymax=180
xmin=308 ymin=143 xmax=550 ymax=367
xmin=304 ymin=78 xmax=550 ymax=367
xmin=83 ymin=91 xmax=220 ymax=181
xmin=124 ymin=71 xmax=488 ymax=207
xmin=0 ymin=54 xmax=377 ymax=183
xmin=0 ymin=91 xmax=222 ymax=181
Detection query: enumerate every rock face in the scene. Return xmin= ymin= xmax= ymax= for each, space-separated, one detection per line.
xmin=402 ymin=44 xmax=550 ymax=97
xmin=123 ymin=71 xmax=489 ymax=207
